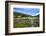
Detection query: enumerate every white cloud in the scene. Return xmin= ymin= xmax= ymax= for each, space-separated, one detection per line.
xmin=35 ymin=13 xmax=40 ymax=16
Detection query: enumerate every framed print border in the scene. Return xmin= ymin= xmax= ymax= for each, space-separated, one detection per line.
xmin=5 ymin=1 xmax=45 ymax=35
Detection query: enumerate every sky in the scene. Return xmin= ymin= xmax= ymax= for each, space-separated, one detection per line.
xmin=13 ymin=8 xmax=40 ymax=16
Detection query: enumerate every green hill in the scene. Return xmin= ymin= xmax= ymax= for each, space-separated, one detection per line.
xmin=13 ymin=12 xmax=32 ymax=18
xmin=13 ymin=12 xmax=39 ymax=18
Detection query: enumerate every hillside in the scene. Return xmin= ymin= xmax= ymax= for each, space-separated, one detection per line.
xmin=13 ymin=12 xmax=39 ymax=18
xmin=13 ymin=12 xmax=39 ymax=28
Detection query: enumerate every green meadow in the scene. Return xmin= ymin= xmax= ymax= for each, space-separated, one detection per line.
xmin=13 ymin=12 xmax=39 ymax=28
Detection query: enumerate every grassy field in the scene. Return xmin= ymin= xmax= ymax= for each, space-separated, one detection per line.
xmin=13 ymin=12 xmax=39 ymax=28
xmin=14 ymin=23 xmax=32 ymax=28
xmin=13 ymin=18 xmax=32 ymax=28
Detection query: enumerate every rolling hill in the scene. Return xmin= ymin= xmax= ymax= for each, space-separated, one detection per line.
xmin=13 ymin=12 xmax=39 ymax=18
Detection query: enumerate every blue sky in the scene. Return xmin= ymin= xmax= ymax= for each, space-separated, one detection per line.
xmin=13 ymin=8 xmax=40 ymax=16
